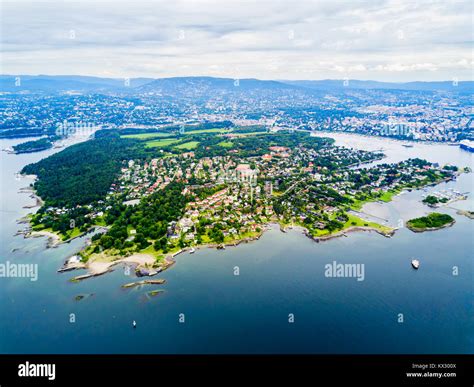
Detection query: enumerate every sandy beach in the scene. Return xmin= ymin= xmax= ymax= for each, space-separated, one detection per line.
xmin=28 ymin=230 xmax=62 ymax=247
xmin=62 ymin=253 xmax=160 ymax=281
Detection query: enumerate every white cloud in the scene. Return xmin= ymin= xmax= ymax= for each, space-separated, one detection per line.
xmin=0 ymin=0 xmax=472 ymax=81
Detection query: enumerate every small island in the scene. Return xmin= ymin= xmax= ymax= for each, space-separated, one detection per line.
xmin=406 ymin=212 xmax=455 ymax=232
xmin=422 ymin=195 xmax=448 ymax=206
xmin=13 ymin=138 xmax=53 ymax=154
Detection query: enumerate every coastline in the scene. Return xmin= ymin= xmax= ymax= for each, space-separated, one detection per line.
xmin=304 ymin=225 xmax=395 ymax=242
xmin=311 ymin=129 xmax=460 ymax=147
xmin=18 ymin=186 xmax=44 ymax=209
xmin=27 ymin=230 xmax=62 ymax=248
xmin=50 ymin=210 xmax=396 ymax=283
xmin=15 ymin=143 xmax=463 ymax=286
xmin=64 ymin=253 xmax=164 ymax=282
xmin=58 ymin=226 xmax=267 ymax=282
xmin=24 ymin=225 xmax=108 ymax=249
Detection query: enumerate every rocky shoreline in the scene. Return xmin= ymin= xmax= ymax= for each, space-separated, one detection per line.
xmin=277 ymin=222 xmax=395 ymax=243
xmin=456 ymin=209 xmax=474 ymax=220
xmin=122 ymin=279 xmax=166 ymax=288
xmin=58 ymin=221 xmax=395 ymax=285
xmin=60 ymin=253 xmax=168 ymax=282
xmin=305 ymin=225 xmax=395 ymax=242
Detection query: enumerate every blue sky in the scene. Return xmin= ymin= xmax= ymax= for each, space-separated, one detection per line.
xmin=1 ymin=0 xmax=472 ymax=81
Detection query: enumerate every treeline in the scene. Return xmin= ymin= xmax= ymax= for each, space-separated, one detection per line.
xmin=93 ymin=182 xmax=188 ymax=253
xmin=31 ymin=206 xmax=93 ymax=237
xmin=119 ymin=121 xmax=234 ymax=136
xmin=192 ymin=184 xmax=227 ymax=200
xmin=22 ymin=130 xmax=150 ymax=207
xmin=191 ymin=132 xmax=334 ymax=159
xmin=422 ymin=195 xmax=448 ymax=205
xmin=0 ymin=127 xmax=55 ymax=139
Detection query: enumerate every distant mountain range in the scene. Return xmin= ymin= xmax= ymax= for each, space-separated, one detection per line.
xmin=0 ymin=75 xmax=472 ymax=94
xmin=284 ymin=79 xmax=473 ymax=92
xmin=0 ymin=75 xmax=154 ymax=93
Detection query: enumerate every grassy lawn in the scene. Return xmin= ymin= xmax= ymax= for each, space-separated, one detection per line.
xmin=62 ymin=227 xmax=83 ymax=241
xmin=218 ymin=141 xmax=233 ymax=148
xmin=349 ymin=199 xmax=365 ymax=210
xmin=174 ymin=141 xmax=200 ymax=150
xmin=121 ymin=132 xmax=172 ymax=140
xmin=145 ymin=138 xmax=179 ymax=148
xmin=378 ymin=189 xmax=400 ymax=202
xmin=309 ymin=214 xmax=392 ymax=237
xmin=344 ymin=214 xmax=391 ymax=232
xmin=348 ymin=189 xmax=400 ymax=210
xmin=93 ymin=217 xmax=106 ymax=227
xmin=311 ymin=228 xmax=331 ymax=236
xmin=140 ymin=244 xmax=161 ymax=257
xmin=201 ymin=235 xmax=212 ymax=244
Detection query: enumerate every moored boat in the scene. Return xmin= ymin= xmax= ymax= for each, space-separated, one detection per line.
xmin=411 ymin=259 xmax=420 ymax=269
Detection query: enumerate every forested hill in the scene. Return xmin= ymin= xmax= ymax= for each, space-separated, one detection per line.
xmin=21 ymin=131 xmax=148 ymax=207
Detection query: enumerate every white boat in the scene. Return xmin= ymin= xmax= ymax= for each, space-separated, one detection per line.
xmin=189 ymin=248 xmax=195 ymax=254
xmin=132 ymin=320 xmax=137 ymax=328
xmin=411 ymin=259 xmax=420 ymax=269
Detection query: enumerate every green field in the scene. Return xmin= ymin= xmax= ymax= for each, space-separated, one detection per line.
xmin=310 ymin=214 xmax=392 ymax=237
xmin=63 ymin=227 xmax=83 ymax=240
xmin=378 ymin=189 xmax=400 ymax=202
xmin=121 ymin=132 xmax=173 ymax=140
xmin=218 ymin=141 xmax=233 ymax=148
xmin=145 ymin=138 xmax=179 ymax=148
xmin=344 ymin=214 xmax=391 ymax=233
xmin=174 ymin=141 xmax=200 ymax=150
xmin=348 ymin=188 xmax=400 ymax=210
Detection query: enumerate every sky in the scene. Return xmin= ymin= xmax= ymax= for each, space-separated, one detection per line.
xmin=1 ymin=0 xmax=472 ymax=82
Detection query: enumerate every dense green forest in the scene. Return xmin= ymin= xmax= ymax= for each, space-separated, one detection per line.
xmin=119 ymin=121 xmax=234 ymax=136
xmin=21 ymin=130 xmax=151 ymax=207
xmin=189 ymin=131 xmax=335 ymax=159
xmin=422 ymin=195 xmax=448 ymax=205
xmin=13 ymin=137 xmax=53 ymax=153
xmin=407 ymin=212 xmax=454 ymax=230
xmin=92 ymin=182 xmax=189 ymax=254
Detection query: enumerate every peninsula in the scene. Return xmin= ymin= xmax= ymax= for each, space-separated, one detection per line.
xmin=20 ymin=125 xmax=462 ymax=279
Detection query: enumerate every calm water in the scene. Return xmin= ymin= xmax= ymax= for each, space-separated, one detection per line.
xmin=0 ymin=134 xmax=472 ymax=354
